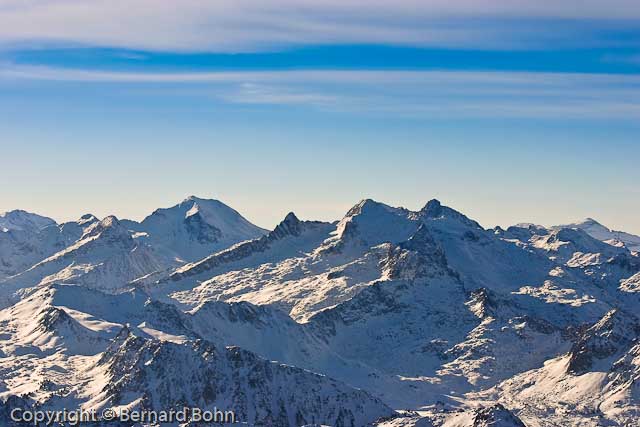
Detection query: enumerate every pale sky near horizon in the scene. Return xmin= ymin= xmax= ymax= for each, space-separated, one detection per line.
xmin=0 ymin=1 xmax=639 ymax=233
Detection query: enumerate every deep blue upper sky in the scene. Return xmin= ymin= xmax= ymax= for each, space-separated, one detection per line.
xmin=6 ymin=45 xmax=640 ymax=74
xmin=0 ymin=1 xmax=639 ymax=232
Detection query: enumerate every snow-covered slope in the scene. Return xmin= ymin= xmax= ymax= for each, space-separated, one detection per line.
xmin=92 ymin=330 xmax=393 ymax=427
xmin=555 ymin=218 xmax=640 ymax=252
xmin=0 ymin=197 xmax=639 ymax=426
xmin=439 ymin=404 xmax=526 ymax=427
xmin=0 ymin=210 xmax=55 ymax=233
xmin=138 ymin=196 xmax=268 ymax=262
xmin=479 ymin=309 xmax=640 ymax=426
xmin=158 ymin=212 xmax=333 ymax=288
xmin=0 ymin=283 xmax=393 ymax=427
xmin=0 ymin=214 xmax=98 ymax=283
xmin=0 ymin=197 xmax=268 ymax=306
xmin=155 ymin=199 xmax=558 ymax=321
xmin=0 ymin=216 xmax=171 ymax=307
xmin=138 ymin=200 xmax=625 ymax=411
xmin=374 ymin=403 xmax=526 ymax=426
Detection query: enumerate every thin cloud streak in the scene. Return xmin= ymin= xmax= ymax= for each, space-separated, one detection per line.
xmin=3 ymin=64 xmax=640 ymax=120
xmin=0 ymin=0 xmax=639 ymax=52
xmin=4 ymin=63 xmax=640 ymax=85
xmin=223 ymin=87 xmax=640 ymax=120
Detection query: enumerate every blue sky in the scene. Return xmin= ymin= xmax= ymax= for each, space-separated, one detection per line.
xmin=0 ymin=1 xmax=639 ymax=233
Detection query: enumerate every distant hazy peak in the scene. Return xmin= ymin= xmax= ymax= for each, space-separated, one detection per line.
xmin=582 ymin=217 xmax=601 ymax=225
xmin=557 ymin=217 xmax=612 ymax=233
xmin=513 ymin=222 xmax=545 ymax=229
xmin=0 ymin=209 xmax=56 ymax=232
xmin=145 ymin=196 xmax=262 ymax=225
xmin=554 ymin=217 xmax=640 ymax=252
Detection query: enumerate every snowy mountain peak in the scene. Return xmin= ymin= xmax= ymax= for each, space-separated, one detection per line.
xmin=582 ymin=217 xmax=601 ymax=225
xmin=421 ymin=199 xmax=443 ymax=216
xmin=344 ymin=198 xmax=399 ymax=219
xmin=179 ymin=196 xmax=254 ymax=228
xmin=183 ymin=194 xmax=204 ymax=203
xmin=283 ymin=211 xmax=299 ymax=223
xmin=271 ymin=212 xmax=302 ymax=238
xmin=81 ymin=215 xmax=128 ymax=241
xmin=0 ymin=209 xmax=56 ymax=232
xmin=77 ymin=213 xmax=99 ymax=225
xmin=2 ymin=197 xmax=640 ymax=427
xmin=348 ymin=198 xmax=370 ymax=212
xmin=334 ymin=199 xmax=417 ymax=247
xmin=140 ymin=196 xmax=267 ymax=261
xmin=420 ymin=199 xmax=481 ymax=228
xmin=569 ymin=218 xmax=612 ymax=235
xmin=165 ymin=212 xmax=332 ymax=284
xmin=99 ymin=215 xmax=119 ymax=227
xmin=554 ymin=217 xmax=640 ymax=252
xmin=549 ymin=227 xmax=592 ymax=244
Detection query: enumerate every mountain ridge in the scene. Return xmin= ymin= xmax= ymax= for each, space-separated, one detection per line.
xmin=0 ymin=196 xmax=639 ymax=426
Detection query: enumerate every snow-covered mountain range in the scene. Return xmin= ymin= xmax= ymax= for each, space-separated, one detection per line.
xmin=1 ymin=196 xmax=639 ymax=426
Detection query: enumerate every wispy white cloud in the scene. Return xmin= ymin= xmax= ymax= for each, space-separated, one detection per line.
xmin=2 ymin=63 xmax=639 ymax=120
xmin=5 ymin=63 xmax=640 ymax=85
xmin=0 ymin=0 xmax=638 ymax=52
xmin=223 ymin=83 xmax=341 ymax=107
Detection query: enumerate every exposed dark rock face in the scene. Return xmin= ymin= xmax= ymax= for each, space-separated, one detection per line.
xmin=470 ymin=404 xmax=526 ymax=427
xmin=97 ymin=331 xmax=393 ymax=427
xmin=383 ymin=225 xmax=455 ymax=281
xmin=466 ymin=288 xmax=498 ymax=319
xmin=420 ymin=199 xmax=482 ymax=229
xmin=567 ymin=309 xmax=640 ymax=375
xmin=271 ymin=212 xmax=303 ymax=239
xmin=184 ymin=212 xmax=222 ymax=244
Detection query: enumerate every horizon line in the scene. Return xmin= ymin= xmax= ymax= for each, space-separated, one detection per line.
xmin=0 ymin=195 xmax=626 ymax=236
